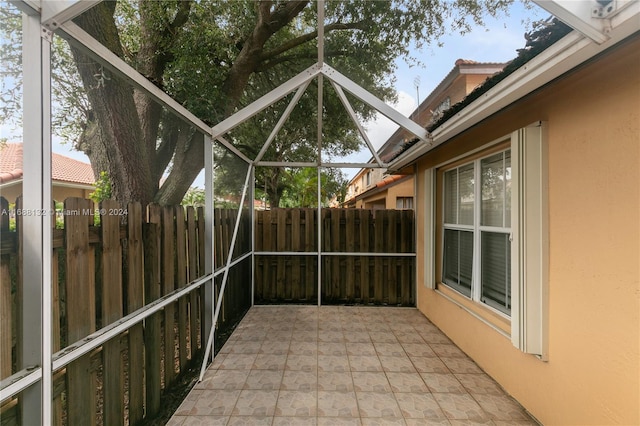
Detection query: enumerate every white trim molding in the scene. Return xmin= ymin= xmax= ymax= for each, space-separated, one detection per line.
xmin=511 ymin=122 xmax=549 ymax=359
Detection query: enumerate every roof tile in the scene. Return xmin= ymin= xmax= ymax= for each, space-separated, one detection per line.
xmin=0 ymin=143 xmax=95 ymax=185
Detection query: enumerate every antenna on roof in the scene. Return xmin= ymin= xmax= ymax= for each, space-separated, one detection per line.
xmin=413 ymin=76 xmax=421 ymax=107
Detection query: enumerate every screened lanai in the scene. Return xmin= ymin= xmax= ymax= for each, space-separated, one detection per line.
xmin=0 ymin=1 xmax=432 ymax=423
xmin=0 ymin=0 xmax=606 ymax=424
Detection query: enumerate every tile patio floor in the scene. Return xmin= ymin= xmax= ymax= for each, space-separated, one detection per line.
xmin=169 ymin=306 xmax=538 ymax=425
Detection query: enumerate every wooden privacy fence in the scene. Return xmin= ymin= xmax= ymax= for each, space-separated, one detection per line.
xmin=254 ymin=208 xmax=415 ymax=305
xmin=0 ymin=197 xmax=251 ymax=426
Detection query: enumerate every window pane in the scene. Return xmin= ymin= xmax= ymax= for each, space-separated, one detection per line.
xmin=505 ymin=151 xmax=511 ymax=227
xmin=396 ymin=197 xmax=413 ymax=209
xmin=481 ymin=231 xmax=511 ymax=314
xmin=444 ymin=169 xmax=457 ymax=223
xmin=443 ymin=229 xmax=473 ymax=297
xmin=481 ymin=150 xmax=512 ymax=228
xmin=481 ymin=153 xmax=505 ymax=227
xmin=458 ymin=163 xmax=474 ymax=225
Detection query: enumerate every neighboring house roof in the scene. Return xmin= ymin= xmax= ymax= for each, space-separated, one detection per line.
xmin=0 ymin=143 xmax=95 ymax=185
xmin=376 ymin=59 xmax=507 ymax=164
xmin=353 ymin=174 xmax=412 ymax=203
xmin=389 ymin=18 xmax=573 ymax=163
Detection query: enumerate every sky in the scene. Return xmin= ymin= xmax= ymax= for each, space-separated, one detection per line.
xmin=2 ymin=0 xmax=548 ymax=186
xmin=342 ymin=0 xmax=546 ymax=175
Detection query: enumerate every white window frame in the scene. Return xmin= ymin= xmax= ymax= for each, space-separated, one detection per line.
xmin=441 ymin=150 xmax=512 ymax=316
xmin=396 ymin=196 xmax=414 ymax=209
xmin=511 ymin=122 xmax=549 ymax=358
xmin=424 ymin=122 xmax=548 ymax=358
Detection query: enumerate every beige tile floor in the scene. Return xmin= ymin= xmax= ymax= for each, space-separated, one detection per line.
xmin=169 ymin=306 xmax=538 ymax=426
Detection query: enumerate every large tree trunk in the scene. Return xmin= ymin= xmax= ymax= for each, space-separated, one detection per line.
xmin=69 ymin=1 xmax=309 ymax=206
xmin=154 ymin=130 xmax=204 ymax=206
xmin=72 ymin=3 xmax=155 ymax=206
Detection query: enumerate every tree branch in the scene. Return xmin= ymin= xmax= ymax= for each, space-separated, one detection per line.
xmin=256 ymin=50 xmax=348 ymax=72
xmin=259 ymin=21 xmax=366 ymax=62
xmin=168 ymin=0 xmax=192 ymax=31
xmin=268 ymin=1 xmax=309 ymax=32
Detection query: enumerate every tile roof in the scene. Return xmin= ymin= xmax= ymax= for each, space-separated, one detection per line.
xmin=0 ymin=143 xmax=95 ymax=185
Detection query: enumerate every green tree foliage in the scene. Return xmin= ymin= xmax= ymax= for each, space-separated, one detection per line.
xmin=2 ymin=1 xmax=513 ymax=206
xmin=181 ymin=187 xmax=205 ymax=208
xmin=89 ymin=171 xmax=113 ymax=203
xmin=278 ymin=168 xmax=347 ymax=208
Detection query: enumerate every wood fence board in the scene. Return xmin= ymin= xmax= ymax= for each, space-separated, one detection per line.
xmin=305 ymin=210 xmax=315 ymax=300
xmin=0 ymin=197 xmax=11 ymax=380
xmin=100 ymin=200 xmax=124 ymax=426
xmin=374 ymin=210 xmax=385 ymax=303
xmin=51 ymin=247 xmax=63 ymax=426
xmin=222 ymin=209 xmax=231 ymax=262
xmin=291 ymin=210 xmax=301 ymax=300
xmin=64 ymin=198 xmax=95 ymax=426
xmin=144 ymin=208 xmax=161 ymax=417
xmin=125 ymin=202 xmax=144 ymax=425
xmin=187 ymin=207 xmax=199 ymax=359
xmin=276 ymin=210 xmax=286 ymax=298
xmin=401 ymin=210 xmax=412 ymax=305
xmin=331 ymin=209 xmax=342 ymax=299
xmin=161 ymin=206 xmax=176 ymax=387
xmin=360 ymin=210 xmax=371 ymax=303
xmin=174 ymin=206 xmax=188 ymax=371
xmin=345 ymin=209 xmax=356 ymax=300
xmin=197 ymin=207 xmax=206 ymax=347
xmin=386 ymin=210 xmax=397 ymax=305
xmin=14 ymin=197 xmax=22 ymax=372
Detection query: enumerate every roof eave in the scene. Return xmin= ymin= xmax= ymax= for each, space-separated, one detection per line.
xmin=388 ymin=5 xmax=640 ymax=172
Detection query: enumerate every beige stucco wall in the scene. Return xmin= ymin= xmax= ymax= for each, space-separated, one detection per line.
xmin=413 ymin=35 xmax=639 ymax=425
xmin=0 ymin=182 xmax=94 ymax=205
xmin=384 ymin=178 xmax=414 ymax=210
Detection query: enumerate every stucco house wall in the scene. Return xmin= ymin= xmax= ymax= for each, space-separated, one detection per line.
xmin=412 ymin=35 xmax=639 ymax=424
xmin=0 ymin=182 xmax=93 ymax=203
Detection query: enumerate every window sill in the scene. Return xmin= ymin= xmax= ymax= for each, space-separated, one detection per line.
xmin=436 ymin=284 xmax=511 ymax=337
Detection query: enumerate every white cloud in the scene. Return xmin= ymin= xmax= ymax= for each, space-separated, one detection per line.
xmin=364 ymin=90 xmax=417 ymax=150
xmin=341 ymin=90 xmax=417 ymax=176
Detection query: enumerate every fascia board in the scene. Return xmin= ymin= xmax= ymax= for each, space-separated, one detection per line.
xmin=52 ymin=181 xmax=95 ymax=190
xmin=0 ymin=179 xmax=23 ymax=189
xmin=389 ymin=18 xmax=640 ymax=172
